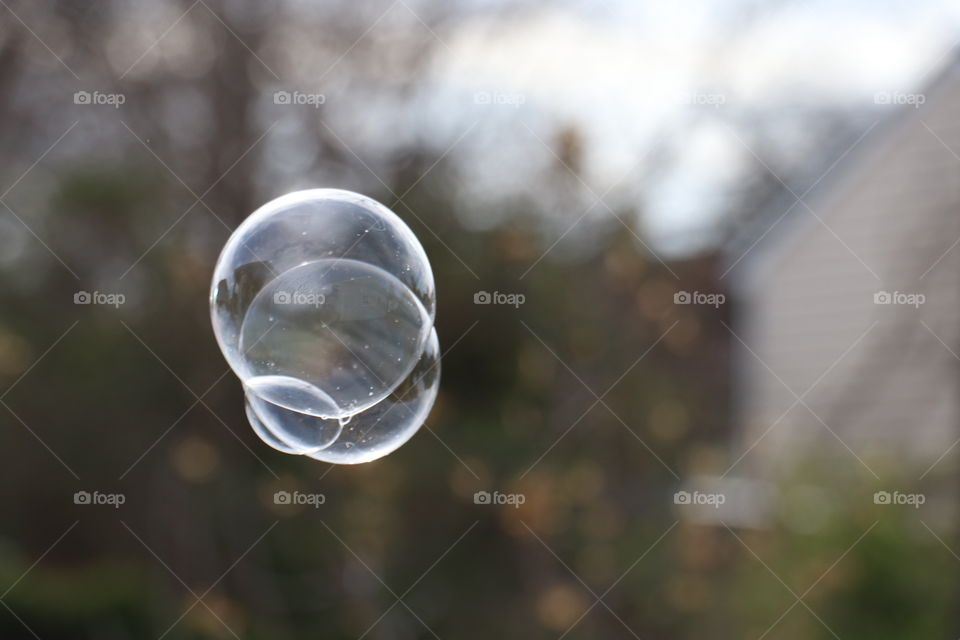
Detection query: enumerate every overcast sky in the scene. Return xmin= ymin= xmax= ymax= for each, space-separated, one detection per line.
xmin=427 ymin=0 xmax=960 ymax=255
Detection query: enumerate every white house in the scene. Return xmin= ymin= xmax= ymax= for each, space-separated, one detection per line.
xmin=728 ymin=58 xmax=960 ymax=483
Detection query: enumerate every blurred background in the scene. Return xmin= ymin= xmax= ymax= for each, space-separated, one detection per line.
xmin=3 ymin=0 xmax=960 ymax=638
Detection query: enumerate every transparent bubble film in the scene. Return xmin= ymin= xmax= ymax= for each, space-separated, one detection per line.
xmin=211 ymin=189 xmax=439 ymax=464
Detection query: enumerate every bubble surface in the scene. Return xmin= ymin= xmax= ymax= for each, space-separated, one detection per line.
xmin=211 ymin=189 xmax=439 ymax=464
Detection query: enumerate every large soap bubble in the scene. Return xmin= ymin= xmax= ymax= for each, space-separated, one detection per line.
xmin=211 ymin=189 xmax=439 ymax=464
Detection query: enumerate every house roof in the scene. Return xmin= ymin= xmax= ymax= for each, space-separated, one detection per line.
xmin=724 ymin=50 xmax=960 ymax=297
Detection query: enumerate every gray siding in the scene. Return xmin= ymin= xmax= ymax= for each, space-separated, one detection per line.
xmin=735 ymin=65 xmax=960 ymax=477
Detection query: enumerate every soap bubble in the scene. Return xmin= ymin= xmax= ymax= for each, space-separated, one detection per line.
xmin=211 ymin=189 xmax=439 ymax=464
